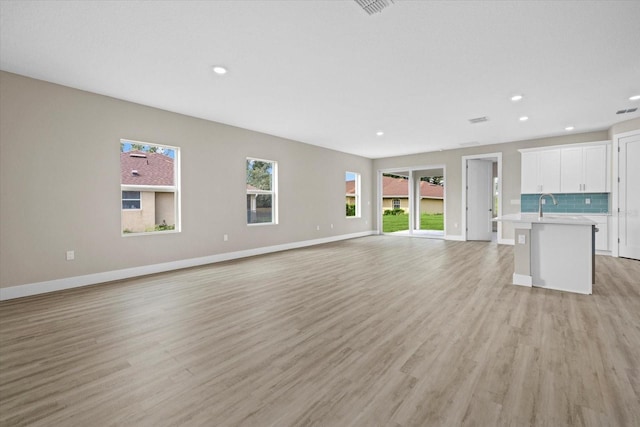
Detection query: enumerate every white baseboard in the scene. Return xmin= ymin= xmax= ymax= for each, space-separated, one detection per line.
xmin=512 ymin=273 xmax=533 ymax=287
xmin=445 ymin=234 xmax=465 ymax=241
xmin=0 ymin=231 xmax=375 ymax=301
xmin=499 ymin=238 xmax=515 ymax=245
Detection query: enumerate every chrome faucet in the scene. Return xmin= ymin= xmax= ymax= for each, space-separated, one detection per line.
xmin=538 ymin=193 xmax=558 ymax=219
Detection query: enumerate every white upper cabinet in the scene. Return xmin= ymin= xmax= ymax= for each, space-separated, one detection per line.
xmin=521 ymin=149 xmax=561 ymax=193
xmin=560 ymin=144 xmax=609 ymax=193
xmin=520 ymin=141 xmax=610 ymax=194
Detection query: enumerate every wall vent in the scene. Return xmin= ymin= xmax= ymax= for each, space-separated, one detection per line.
xmin=616 ymin=108 xmax=638 ymax=114
xmin=354 ymin=0 xmax=395 ymax=15
xmin=468 ymin=116 xmax=489 ymax=124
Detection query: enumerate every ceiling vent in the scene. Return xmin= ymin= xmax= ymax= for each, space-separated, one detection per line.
xmin=354 ymin=0 xmax=395 ymax=15
xmin=468 ymin=116 xmax=489 ymax=124
xmin=616 ymin=108 xmax=638 ymax=114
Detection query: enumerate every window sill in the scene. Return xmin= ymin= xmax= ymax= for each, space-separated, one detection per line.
xmin=122 ymin=229 xmax=180 ymax=237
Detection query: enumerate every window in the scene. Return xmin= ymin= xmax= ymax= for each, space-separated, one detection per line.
xmin=122 ymin=191 xmax=141 ymax=209
xmin=392 ymin=198 xmax=400 ymax=209
xmin=120 ymin=140 xmax=180 ymax=234
xmin=345 ymin=171 xmax=361 ymax=217
xmin=247 ymin=158 xmax=277 ymax=224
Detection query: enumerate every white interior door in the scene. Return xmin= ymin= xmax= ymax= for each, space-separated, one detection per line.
xmin=619 ymin=132 xmax=640 ymax=260
xmin=467 ymin=159 xmax=493 ymax=241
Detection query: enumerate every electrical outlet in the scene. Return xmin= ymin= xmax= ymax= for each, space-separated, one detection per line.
xmin=316 ymin=225 xmax=320 ymax=231
xmin=518 ymin=235 xmax=526 ymax=245
xmin=330 ymin=224 xmax=334 ymax=229
xmin=223 ymin=234 xmax=228 ymax=241
xmin=585 ymin=198 xmax=591 ymax=205
xmin=66 ymin=250 xmax=75 ymax=261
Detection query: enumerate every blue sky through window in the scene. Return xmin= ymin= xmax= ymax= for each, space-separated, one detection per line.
xmin=121 ymin=141 xmax=175 ymax=159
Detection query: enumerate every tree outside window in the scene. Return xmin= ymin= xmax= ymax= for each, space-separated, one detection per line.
xmin=247 ymin=158 xmax=277 ymax=224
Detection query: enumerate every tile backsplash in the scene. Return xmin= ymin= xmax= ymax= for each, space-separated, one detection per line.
xmin=521 ymin=193 xmax=609 ymax=214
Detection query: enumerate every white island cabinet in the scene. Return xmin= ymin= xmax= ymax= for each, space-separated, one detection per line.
xmin=495 ymin=214 xmax=596 ymax=294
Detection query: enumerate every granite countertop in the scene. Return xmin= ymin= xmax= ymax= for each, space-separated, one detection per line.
xmin=494 ymin=213 xmax=597 ymax=225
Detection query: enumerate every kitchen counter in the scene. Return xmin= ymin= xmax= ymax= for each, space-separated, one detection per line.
xmin=495 ymin=213 xmax=597 ymax=226
xmin=495 ymin=213 xmax=595 ymax=294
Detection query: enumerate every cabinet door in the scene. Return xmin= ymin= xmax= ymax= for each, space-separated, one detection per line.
xmin=584 ymin=145 xmax=607 ymax=192
xmin=521 ymin=152 xmax=539 ymax=193
xmin=561 ymin=147 xmax=583 ymax=193
xmin=539 ymin=150 xmax=561 ymax=193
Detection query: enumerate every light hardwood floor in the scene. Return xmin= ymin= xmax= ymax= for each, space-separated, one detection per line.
xmin=1 ymin=236 xmax=639 ymax=426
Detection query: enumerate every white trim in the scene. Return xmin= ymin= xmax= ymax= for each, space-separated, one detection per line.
xmin=513 ymin=273 xmax=533 ymax=286
xmin=121 ymin=185 xmax=176 ymax=192
xmin=0 ymin=231 xmax=375 ymax=301
xmin=461 ymin=153 xmax=503 ymax=242
xmin=499 ymin=238 xmax=515 ymax=245
xmin=445 ymin=234 xmax=465 ymax=241
xmin=611 ymin=129 xmax=639 ymax=258
xmin=535 ymin=283 xmax=591 ymax=295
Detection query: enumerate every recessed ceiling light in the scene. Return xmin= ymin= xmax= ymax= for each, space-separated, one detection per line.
xmin=376 ymin=131 xmax=384 ymax=136
xmin=511 ymin=94 xmax=523 ymax=102
xmin=565 ymin=126 xmax=575 ymax=131
xmin=519 ymin=116 xmax=529 ymax=121
xmin=630 ymin=95 xmax=640 ymax=101
xmin=212 ymin=66 xmax=227 ymax=75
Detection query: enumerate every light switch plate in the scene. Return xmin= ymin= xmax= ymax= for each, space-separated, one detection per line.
xmin=518 ymin=235 xmax=526 ymax=245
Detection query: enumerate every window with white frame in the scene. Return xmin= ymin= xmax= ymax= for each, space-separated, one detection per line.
xmin=122 ymin=191 xmax=141 ymax=209
xmin=392 ymin=198 xmax=401 ymax=209
xmin=345 ymin=171 xmax=361 ymax=217
xmin=120 ymin=140 xmax=180 ymax=234
xmin=247 ymin=158 xmax=277 ymax=224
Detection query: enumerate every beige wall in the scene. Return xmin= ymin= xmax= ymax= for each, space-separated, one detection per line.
xmin=155 ymin=192 xmax=175 ymax=227
xmin=420 ymin=198 xmax=443 ymax=215
xmin=0 ymin=72 xmax=374 ymax=288
xmin=121 ymin=191 xmax=156 ymax=233
xmin=381 ymin=198 xmax=443 ymax=214
xmin=609 ymin=117 xmax=640 ymax=137
xmin=382 ymin=197 xmax=409 ymax=212
xmin=121 ymin=191 xmax=175 ymax=233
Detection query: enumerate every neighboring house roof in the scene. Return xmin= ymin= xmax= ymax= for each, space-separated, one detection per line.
xmin=121 ymin=150 xmax=174 ymax=186
xmin=383 ymin=176 xmax=445 ymax=199
xmin=346 ymin=176 xmax=443 ymax=198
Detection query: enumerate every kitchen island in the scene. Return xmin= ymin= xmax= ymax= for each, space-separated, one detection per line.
xmin=495 ymin=213 xmax=596 ymax=294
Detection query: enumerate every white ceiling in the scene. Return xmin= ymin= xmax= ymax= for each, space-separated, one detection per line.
xmin=1 ymin=1 xmax=639 ymax=159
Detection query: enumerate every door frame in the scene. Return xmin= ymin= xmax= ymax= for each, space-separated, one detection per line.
xmin=461 ymin=152 xmax=504 ymax=243
xmin=376 ymin=164 xmax=446 ymax=236
xmin=611 ymin=129 xmax=640 ymax=258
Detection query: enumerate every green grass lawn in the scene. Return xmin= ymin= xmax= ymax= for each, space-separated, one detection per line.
xmin=382 ymin=213 xmax=444 ymax=233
